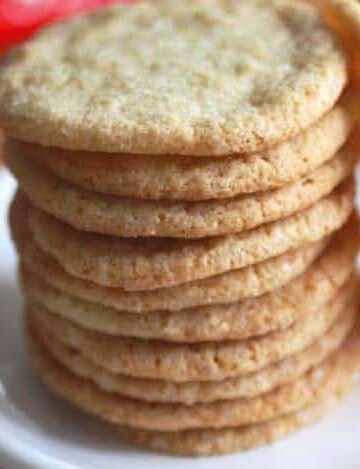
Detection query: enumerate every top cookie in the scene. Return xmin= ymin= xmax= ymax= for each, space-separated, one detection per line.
xmin=0 ymin=0 xmax=347 ymax=156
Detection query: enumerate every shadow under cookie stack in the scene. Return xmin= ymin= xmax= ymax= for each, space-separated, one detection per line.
xmin=2 ymin=0 xmax=360 ymax=457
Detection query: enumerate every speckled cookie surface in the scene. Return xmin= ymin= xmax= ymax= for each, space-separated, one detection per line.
xmin=26 ymin=181 xmax=354 ymax=290
xmin=18 ymin=236 xmax=326 ymax=315
xmin=122 ymin=399 xmax=354 ymax=456
xmin=121 ymin=320 xmax=360 ymax=455
xmin=27 ymin=281 xmax=355 ymax=382
xmin=8 ymin=140 xmax=356 ymax=238
xmin=29 ymin=309 xmax=354 ymax=405
xmin=20 ymin=215 xmax=358 ymax=343
xmin=10 ymin=192 xmax=328 ymax=312
xmin=0 ymin=0 xmax=347 ymax=155
xmin=20 ymin=249 xmax=357 ymax=342
xmin=27 ymin=310 xmax=356 ymax=432
xmin=7 ymin=93 xmax=355 ymax=201
xmin=19 ymin=219 xmax=358 ymax=341
xmin=121 ymin=323 xmax=360 ymax=455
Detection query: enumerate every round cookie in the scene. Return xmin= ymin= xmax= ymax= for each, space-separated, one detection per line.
xmin=120 ymin=321 xmax=360 ymax=455
xmin=0 ymin=0 xmax=347 ymax=156
xmin=20 ymin=256 xmax=357 ymax=340
xmin=26 ymin=312 xmax=359 ymax=432
xmin=30 ymin=309 xmax=355 ymax=404
xmin=11 ymin=191 xmax=329 ymax=313
xmin=121 ymin=326 xmax=360 ymax=456
xmin=27 ymin=281 xmax=355 ymax=382
xmin=17 ymin=236 xmax=327 ymax=315
xmin=7 ymin=92 xmax=355 ymax=200
xmin=8 ymin=140 xmax=357 ymax=239
xmin=122 ymin=399 xmax=354 ymax=456
xmin=26 ymin=180 xmax=354 ymax=291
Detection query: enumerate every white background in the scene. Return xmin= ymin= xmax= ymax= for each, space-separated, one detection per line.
xmin=1 ymin=170 xmax=360 ymax=469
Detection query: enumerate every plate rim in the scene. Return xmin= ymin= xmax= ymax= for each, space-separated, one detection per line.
xmin=0 ymin=410 xmax=77 ymax=469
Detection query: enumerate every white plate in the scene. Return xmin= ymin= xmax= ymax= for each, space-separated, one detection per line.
xmin=1 ymin=169 xmax=360 ymax=469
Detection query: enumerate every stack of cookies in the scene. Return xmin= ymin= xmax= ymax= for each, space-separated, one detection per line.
xmin=1 ymin=0 xmax=360 ymax=457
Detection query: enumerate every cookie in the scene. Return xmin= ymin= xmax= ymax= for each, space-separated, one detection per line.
xmin=30 ymin=309 xmax=355 ymax=404
xmin=11 ymin=191 xmax=329 ymax=313
xmin=0 ymin=0 xmax=347 ymax=155
xmin=122 ymin=399 xmax=354 ymax=456
xmin=26 ymin=180 xmax=354 ymax=290
xmin=18 ymin=238 xmax=327 ymax=316
xmin=27 ymin=280 xmax=355 ymax=381
xmin=20 ymin=255 xmax=357 ymax=340
xmin=119 ymin=320 xmax=360 ymax=454
xmin=122 ymin=329 xmax=360 ymax=455
xmin=13 ymin=195 xmax=358 ymax=324
xmin=8 ymin=138 xmax=357 ymax=238
xmin=26 ymin=311 xmax=359 ymax=432
xmin=7 ymin=90 xmax=355 ymax=200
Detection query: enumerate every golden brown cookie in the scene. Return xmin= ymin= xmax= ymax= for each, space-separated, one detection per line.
xmin=122 ymin=330 xmax=360 ymax=455
xmin=122 ymin=398 xmax=354 ymax=456
xmin=20 ymin=258 xmax=357 ymax=340
xmin=18 ymin=236 xmax=327 ymax=315
xmin=11 ymin=191 xmax=331 ymax=313
xmin=119 ymin=320 xmax=360 ymax=455
xmin=26 ymin=310 xmax=359 ymax=432
xmin=26 ymin=180 xmax=354 ymax=290
xmin=27 ymin=280 xmax=356 ymax=382
xmin=31 ymin=309 xmax=354 ymax=404
xmin=8 ymin=138 xmax=357 ymax=238
xmin=7 ymin=92 xmax=355 ymax=200
xmin=0 ymin=0 xmax=347 ymax=156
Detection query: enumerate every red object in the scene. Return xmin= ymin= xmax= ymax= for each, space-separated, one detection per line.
xmin=0 ymin=0 xmax=134 ymax=50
